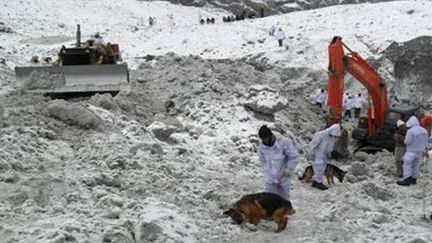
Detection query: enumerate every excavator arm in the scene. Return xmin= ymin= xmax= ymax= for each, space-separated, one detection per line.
xmin=327 ymin=36 xmax=388 ymax=136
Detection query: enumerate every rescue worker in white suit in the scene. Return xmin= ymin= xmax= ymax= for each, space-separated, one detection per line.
xmin=397 ymin=116 xmax=428 ymax=186
xmin=314 ymin=89 xmax=327 ymax=109
xmin=275 ymin=28 xmax=286 ymax=47
xmin=309 ymin=123 xmax=341 ymax=190
xmin=258 ymin=125 xmax=299 ymax=200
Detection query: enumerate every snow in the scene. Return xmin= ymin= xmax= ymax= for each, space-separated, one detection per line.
xmin=1 ymin=0 xmax=432 ymax=243
xmin=1 ymin=0 xmax=432 ymax=70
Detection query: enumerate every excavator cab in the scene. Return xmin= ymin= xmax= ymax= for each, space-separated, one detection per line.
xmin=352 ymin=107 xmax=420 ymax=151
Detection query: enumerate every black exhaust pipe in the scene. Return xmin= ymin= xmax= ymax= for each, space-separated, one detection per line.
xmin=76 ymin=24 xmax=81 ymax=47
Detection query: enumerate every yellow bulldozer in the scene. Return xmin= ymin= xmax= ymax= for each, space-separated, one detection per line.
xmin=15 ymin=24 xmax=129 ymax=96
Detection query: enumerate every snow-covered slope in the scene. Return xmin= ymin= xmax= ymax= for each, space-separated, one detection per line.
xmin=1 ymin=1 xmax=432 ymax=243
xmin=108 ymin=0 xmax=398 ymax=16
xmin=1 ymin=0 xmax=431 ymax=70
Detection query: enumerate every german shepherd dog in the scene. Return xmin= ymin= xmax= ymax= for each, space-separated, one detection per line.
xmin=223 ymin=192 xmax=295 ymax=232
xmin=299 ymin=163 xmax=347 ymax=185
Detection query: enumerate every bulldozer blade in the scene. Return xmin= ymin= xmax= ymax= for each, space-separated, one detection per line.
xmin=15 ymin=64 xmax=129 ymax=94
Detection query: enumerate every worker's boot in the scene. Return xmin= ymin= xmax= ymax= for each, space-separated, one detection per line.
xmin=411 ymin=177 xmax=417 ymax=185
xmin=312 ymin=181 xmax=328 ymax=190
xmin=397 ymin=177 xmax=413 ymax=186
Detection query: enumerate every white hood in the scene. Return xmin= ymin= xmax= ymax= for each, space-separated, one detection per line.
xmin=327 ymin=124 xmax=341 ymax=137
xmin=406 ymin=116 xmax=419 ymax=128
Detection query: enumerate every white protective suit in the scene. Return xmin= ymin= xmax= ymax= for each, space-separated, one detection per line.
xmin=309 ymin=124 xmax=341 ymax=183
xmin=403 ymin=116 xmax=428 ymax=179
xmin=94 ymin=36 xmax=105 ymax=46
xmin=343 ymin=96 xmax=353 ymax=111
xmin=258 ymin=136 xmax=299 ymax=200
xmin=315 ymin=91 xmax=327 ymax=105
xmin=354 ymin=95 xmax=365 ymax=109
xmin=275 ymin=29 xmax=285 ymax=40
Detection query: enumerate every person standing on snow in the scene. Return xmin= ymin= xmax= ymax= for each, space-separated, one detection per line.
xmin=343 ymin=95 xmax=353 ymax=120
xmin=397 ymin=116 xmax=428 ymax=186
xmin=394 ymin=120 xmax=407 ymax=177
xmin=353 ymin=93 xmax=365 ymax=118
xmin=309 ymin=123 xmax=341 ymax=190
xmin=269 ymin=25 xmax=276 ymax=36
xmin=94 ymin=33 xmax=105 ymax=47
xmin=168 ymin=14 xmax=175 ymax=27
xmin=257 ymin=125 xmax=299 ymax=200
xmin=314 ymin=89 xmax=327 ymax=109
xmin=275 ymin=27 xmax=285 ymax=47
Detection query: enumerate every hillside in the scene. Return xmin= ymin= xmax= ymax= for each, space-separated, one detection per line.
xmin=1 ymin=1 xmax=432 ymax=243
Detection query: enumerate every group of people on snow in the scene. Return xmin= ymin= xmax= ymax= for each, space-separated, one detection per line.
xmin=148 ymin=16 xmax=156 ymax=26
xmin=222 ymin=8 xmax=264 ymax=23
xmin=269 ymin=24 xmax=287 ymax=47
xmin=257 ymin=114 xmax=431 ymax=201
xmin=199 ymin=16 xmax=215 ymax=25
xmin=394 ymin=116 xmax=431 ymax=186
xmin=313 ymin=89 xmax=368 ymax=121
xmin=258 ymin=122 xmax=342 ymax=196
xmin=257 ymin=87 xmax=432 ymax=201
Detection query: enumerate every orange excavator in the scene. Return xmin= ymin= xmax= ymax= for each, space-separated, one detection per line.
xmin=326 ymin=36 xmax=426 ymax=151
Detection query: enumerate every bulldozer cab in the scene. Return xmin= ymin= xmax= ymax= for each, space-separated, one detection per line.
xmin=58 ymin=42 xmax=121 ymax=66
xmin=59 ymin=47 xmax=100 ymax=65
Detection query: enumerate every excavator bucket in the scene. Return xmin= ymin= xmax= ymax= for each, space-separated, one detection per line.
xmin=15 ymin=63 xmax=129 ymax=95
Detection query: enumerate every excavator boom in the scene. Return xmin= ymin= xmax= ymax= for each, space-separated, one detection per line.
xmin=327 ymin=36 xmax=427 ymax=151
xmin=327 ymin=36 xmax=388 ymax=136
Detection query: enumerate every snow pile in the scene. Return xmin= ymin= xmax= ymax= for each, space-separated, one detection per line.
xmin=1 ymin=0 xmax=432 ymax=242
xmin=379 ymin=36 xmax=432 ymax=108
xmin=47 ymin=100 xmax=102 ymax=129
xmin=133 ymin=198 xmax=199 ymax=242
xmin=1 ymin=52 xmax=431 ymax=242
xmin=148 ymin=121 xmax=182 ymax=142
xmin=242 ymin=85 xmax=288 ymax=115
xmin=0 ymin=54 xmax=299 ymax=242
xmin=1 ymin=0 xmax=432 ymax=70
